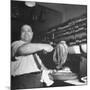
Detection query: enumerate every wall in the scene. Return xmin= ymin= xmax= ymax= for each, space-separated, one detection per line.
xmin=32 ymin=6 xmax=63 ymax=32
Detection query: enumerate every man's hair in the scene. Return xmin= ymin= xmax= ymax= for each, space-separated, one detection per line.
xmin=21 ymin=24 xmax=32 ymax=32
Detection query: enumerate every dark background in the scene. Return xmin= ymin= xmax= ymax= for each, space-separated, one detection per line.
xmin=11 ymin=1 xmax=87 ymax=42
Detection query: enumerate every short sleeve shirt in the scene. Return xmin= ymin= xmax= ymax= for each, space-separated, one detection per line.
xmin=11 ymin=40 xmax=41 ymax=76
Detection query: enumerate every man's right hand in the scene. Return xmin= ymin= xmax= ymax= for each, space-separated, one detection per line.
xmin=43 ymin=44 xmax=54 ymax=52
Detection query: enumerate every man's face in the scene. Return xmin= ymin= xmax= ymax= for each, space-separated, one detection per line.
xmin=21 ymin=25 xmax=33 ymax=42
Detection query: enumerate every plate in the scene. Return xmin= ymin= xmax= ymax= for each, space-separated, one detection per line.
xmin=52 ymin=71 xmax=78 ymax=80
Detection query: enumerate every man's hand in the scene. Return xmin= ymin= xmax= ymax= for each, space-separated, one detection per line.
xmin=43 ymin=44 xmax=54 ymax=52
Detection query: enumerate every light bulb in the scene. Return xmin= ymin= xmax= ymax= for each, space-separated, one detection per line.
xmin=25 ymin=1 xmax=36 ymax=7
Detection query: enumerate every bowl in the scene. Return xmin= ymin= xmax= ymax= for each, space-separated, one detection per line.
xmin=52 ymin=71 xmax=78 ymax=81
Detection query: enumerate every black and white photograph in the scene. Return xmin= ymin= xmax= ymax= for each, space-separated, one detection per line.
xmin=11 ymin=0 xmax=87 ymax=89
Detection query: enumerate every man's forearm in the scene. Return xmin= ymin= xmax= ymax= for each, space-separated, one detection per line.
xmin=17 ymin=43 xmax=48 ymax=56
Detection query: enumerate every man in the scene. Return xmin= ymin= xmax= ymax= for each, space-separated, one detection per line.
xmin=11 ymin=24 xmax=54 ymax=89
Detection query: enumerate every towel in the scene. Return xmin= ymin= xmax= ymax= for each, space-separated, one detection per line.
xmin=40 ymin=70 xmax=54 ymax=86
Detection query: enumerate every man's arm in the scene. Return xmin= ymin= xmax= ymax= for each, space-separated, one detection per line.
xmin=15 ymin=43 xmax=53 ymax=56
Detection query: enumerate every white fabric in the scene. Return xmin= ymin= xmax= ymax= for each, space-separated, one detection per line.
xmin=57 ymin=67 xmax=71 ymax=73
xmin=40 ymin=70 xmax=54 ymax=86
xmin=11 ymin=40 xmax=41 ymax=76
xmin=69 ymin=45 xmax=81 ymax=54
xmin=11 ymin=40 xmax=25 ymax=57
xmin=73 ymin=46 xmax=80 ymax=54
xmin=81 ymin=43 xmax=87 ymax=53
xmin=69 ymin=44 xmax=87 ymax=54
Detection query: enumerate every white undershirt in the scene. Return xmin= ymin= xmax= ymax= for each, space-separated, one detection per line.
xmin=11 ymin=40 xmax=41 ymax=76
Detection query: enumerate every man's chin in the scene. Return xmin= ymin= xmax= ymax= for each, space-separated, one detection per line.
xmin=22 ymin=39 xmax=30 ymax=42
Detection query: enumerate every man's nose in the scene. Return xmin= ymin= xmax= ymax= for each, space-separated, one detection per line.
xmin=25 ymin=32 xmax=28 ymax=34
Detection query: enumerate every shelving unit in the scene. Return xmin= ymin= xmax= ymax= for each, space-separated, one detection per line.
xmin=39 ymin=13 xmax=87 ymax=46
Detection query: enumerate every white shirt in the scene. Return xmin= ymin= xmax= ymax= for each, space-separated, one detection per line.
xmin=68 ymin=43 xmax=87 ymax=54
xmin=11 ymin=40 xmax=41 ymax=76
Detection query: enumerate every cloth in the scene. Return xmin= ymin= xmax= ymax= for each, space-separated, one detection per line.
xmin=40 ymin=70 xmax=54 ymax=86
xmin=69 ymin=45 xmax=81 ymax=54
xmin=79 ymin=43 xmax=87 ymax=57
xmin=11 ymin=40 xmax=42 ymax=76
